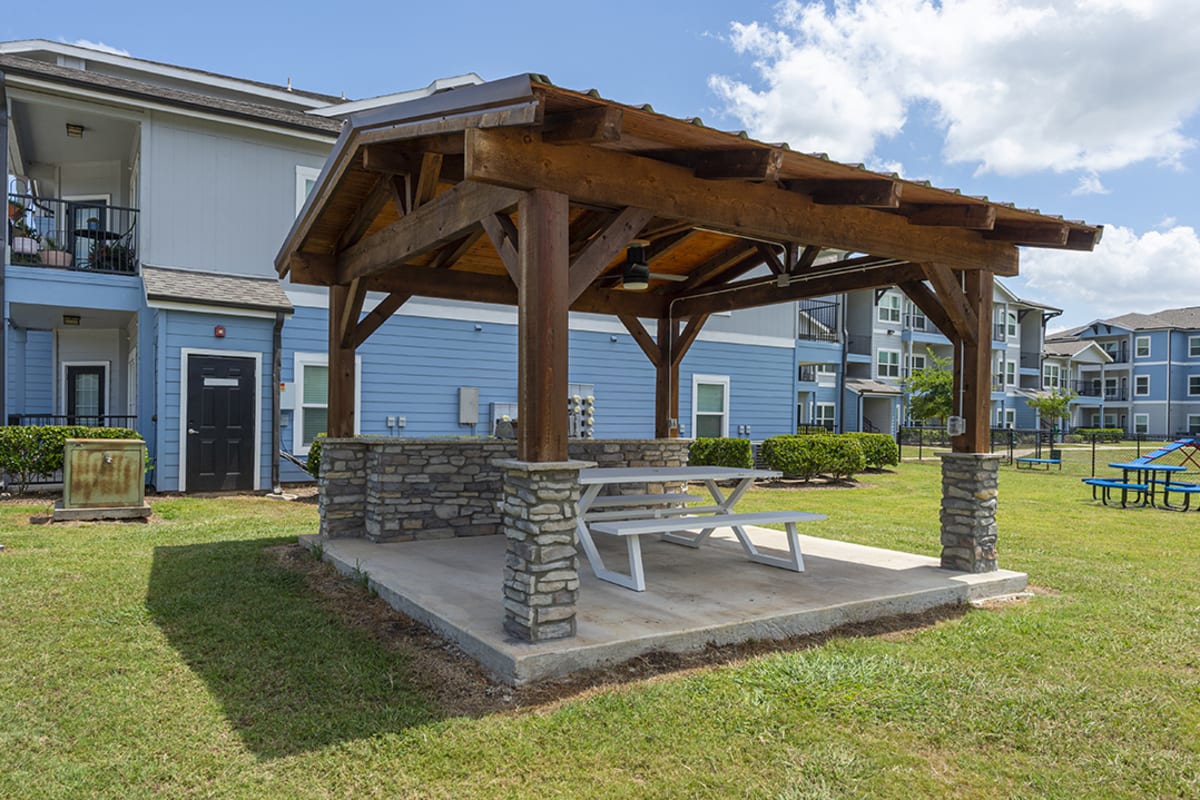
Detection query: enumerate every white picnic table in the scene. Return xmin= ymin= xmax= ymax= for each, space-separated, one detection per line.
xmin=576 ymin=466 xmax=825 ymax=591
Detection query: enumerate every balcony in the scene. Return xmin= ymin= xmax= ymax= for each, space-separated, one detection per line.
xmin=7 ymin=194 xmax=138 ymax=275
xmin=846 ymin=334 xmax=872 ymax=356
xmin=1020 ymin=352 xmax=1040 ymax=369
xmin=796 ymin=298 xmax=839 ymax=343
xmin=1104 ymin=389 xmax=1128 ymax=402
xmin=1069 ymin=380 xmax=1101 ymax=397
xmin=798 ymin=365 xmax=817 ymax=383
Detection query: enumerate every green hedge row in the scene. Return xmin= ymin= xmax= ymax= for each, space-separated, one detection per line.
xmin=1073 ymin=427 xmax=1124 ymax=443
xmin=0 ymin=425 xmax=143 ymax=494
xmin=759 ymin=432 xmax=896 ymax=480
xmin=688 ymin=437 xmax=754 ymax=469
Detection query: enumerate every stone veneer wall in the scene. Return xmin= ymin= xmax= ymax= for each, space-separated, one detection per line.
xmin=939 ymin=452 xmax=1000 ymax=573
xmin=318 ymin=438 xmax=691 ymax=541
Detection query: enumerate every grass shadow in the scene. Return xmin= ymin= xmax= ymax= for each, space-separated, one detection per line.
xmin=145 ymin=537 xmax=437 ymax=759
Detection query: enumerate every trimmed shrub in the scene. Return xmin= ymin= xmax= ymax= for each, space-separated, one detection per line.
xmin=688 ymin=437 xmax=754 ymax=469
xmin=846 ymin=432 xmax=899 ymax=469
xmin=761 ymin=434 xmax=867 ymax=481
xmin=0 ymin=425 xmax=142 ymax=494
xmin=305 ymin=434 xmax=326 ymax=479
xmin=1075 ymin=427 xmax=1123 ymax=444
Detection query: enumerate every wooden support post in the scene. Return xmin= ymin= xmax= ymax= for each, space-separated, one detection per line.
xmin=954 ymin=269 xmax=994 ymax=453
xmin=328 ymin=284 xmax=357 ymax=438
xmin=655 ymin=318 xmax=679 ymax=438
xmin=517 ymin=189 xmax=570 ymax=462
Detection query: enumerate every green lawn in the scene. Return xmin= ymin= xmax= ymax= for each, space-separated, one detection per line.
xmin=1 ymin=451 xmax=1197 ymax=799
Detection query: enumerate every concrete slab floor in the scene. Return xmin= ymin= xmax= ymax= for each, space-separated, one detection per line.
xmin=302 ymin=528 xmax=1026 ymax=685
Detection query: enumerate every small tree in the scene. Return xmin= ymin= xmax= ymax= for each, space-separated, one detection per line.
xmin=1027 ymin=388 xmax=1076 ymax=439
xmin=904 ymin=349 xmax=954 ymax=425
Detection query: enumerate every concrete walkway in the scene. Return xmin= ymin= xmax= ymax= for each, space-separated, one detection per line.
xmin=304 ymin=528 xmax=1026 ymax=685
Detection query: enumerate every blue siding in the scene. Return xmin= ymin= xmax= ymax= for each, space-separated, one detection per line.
xmin=680 ymin=340 xmax=796 ymax=439
xmin=22 ymin=330 xmax=53 ymax=412
xmin=158 ymin=310 xmax=275 ymax=491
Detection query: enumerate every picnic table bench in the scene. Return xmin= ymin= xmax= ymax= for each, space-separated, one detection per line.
xmin=1082 ymin=477 xmax=1149 ymax=507
xmin=1016 ymin=449 xmax=1062 ymax=470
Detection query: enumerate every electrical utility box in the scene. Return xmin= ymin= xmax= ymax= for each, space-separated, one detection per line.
xmin=459 ymin=386 xmax=480 ymax=426
xmin=56 ymin=439 xmax=151 ymax=522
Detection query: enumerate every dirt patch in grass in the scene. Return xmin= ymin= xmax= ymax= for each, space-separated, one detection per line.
xmin=267 ymin=542 xmax=970 ymax=718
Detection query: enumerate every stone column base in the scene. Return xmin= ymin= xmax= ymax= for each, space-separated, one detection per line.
xmin=939 ymin=453 xmax=1000 ymax=573
xmin=496 ymin=458 xmax=595 ymax=642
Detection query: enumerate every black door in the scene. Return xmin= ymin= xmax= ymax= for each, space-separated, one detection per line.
xmin=66 ymin=365 xmax=105 ymax=426
xmin=186 ymin=355 xmax=255 ymax=492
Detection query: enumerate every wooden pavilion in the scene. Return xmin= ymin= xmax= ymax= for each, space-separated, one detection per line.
xmin=276 ymin=74 xmax=1098 ymax=642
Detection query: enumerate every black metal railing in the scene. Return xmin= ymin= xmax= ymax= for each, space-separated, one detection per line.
xmin=7 ymin=194 xmax=139 ymax=274
xmin=993 ymin=323 xmax=1007 ymax=341
xmin=796 ymin=423 xmax=835 ymax=434
xmin=7 ymin=414 xmax=138 ymax=428
xmin=1069 ymin=380 xmax=1101 ymax=396
xmin=1020 ymin=352 xmax=1040 ymax=369
xmin=1104 ymin=389 xmax=1128 ymax=401
xmin=796 ymin=298 xmax=839 ymax=343
xmin=798 ymin=365 xmax=817 ymax=383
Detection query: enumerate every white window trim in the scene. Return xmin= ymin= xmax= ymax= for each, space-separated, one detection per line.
xmin=876 ymin=348 xmax=901 ymax=379
xmin=1133 ymin=413 xmax=1150 ymax=435
xmin=815 ymin=402 xmax=836 ymax=427
xmin=1188 ymin=414 xmax=1200 ymax=434
xmin=877 ymin=294 xmax=901 ymax=324
xmin=1189 ymin=374 xmax=1200 ymax=397
xmin=1006 ymin=311 xmax=1017 ymax=339
xmin=1189 ymin=335 xmax=1200 ymax=359
xmin=178 ymin=348 xmax=263 ymax=493
xmin=1135 ymin=375 xmax=1150 ymax=397
xmin=691 ymin=374 xmax=730 ymax=439
xmin=1004 ymin=359 xmax=1016 ymax=386
xmin=292 ymin=351 xmax=363 ymax=455
xmin=59 ymin=360 xmax=111 ymax=417
xmin=296 ymin=165 xmax=321 ymax=216
xmin=1135 ymin=335 xmax=1151 ymax=358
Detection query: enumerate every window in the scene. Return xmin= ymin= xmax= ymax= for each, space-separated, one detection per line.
xmin=816 ymin=363 xmax=836 ymax=385
xmin=1135 ymin=336 xmax=1150 ymax=358
xmin=296 ymin=165 xmax=321 ymax=216
xmin=293 ymin=352 xmax=360 ymax=454
xmin=1004 ymin=409 xmax=1015 ymax=428
xmin=908 ymin=353 xmax=927 ymax=375
xmin=692 ymin=375 xmax=729 ymax=438
xmin=1135 ymin=375 xmax=1149 ymax=396
xmin=877 ymin=349 xmax=900 ymax=378
xmin=1007 ymin=312 xmax=1017 ymax=338
xmin=1134 ymin=413 xmax=1149 ymax=435
xmin=1043 ymin=363 xmax=1061 ymax=390
xmin=1005 ymin=360 xmax=1016 ymax=386
xmin=878 ymin=294 xmax=901 ymax=324
xmin=1189 ymin=415 xmax=1200 ymax=435
xmin=906 ymin=305 xmax=927 ymax=331
xmin=815 ymin=403 xmax=835 ymax=430
xmin=1189 ymin=375 xmax=1200 ymax=396
xmin=1190 ymin=336 xmax=1200 ymax=358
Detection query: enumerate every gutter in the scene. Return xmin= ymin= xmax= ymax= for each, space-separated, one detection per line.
xmin=1 ymin=71 xmax=8 ymax=423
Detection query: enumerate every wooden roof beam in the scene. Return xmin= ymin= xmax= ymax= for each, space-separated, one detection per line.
xmin=617 ymin=313 xmax=662 ymax=368
xmin=672 ymin=262 xmax=926 ymax=317
xmin=541 ymin=107 xmax=623 ymax=144
xmin=350 ymin=291 xmax=412 ymax=349
xmin=567 ymin=207 xmax=655 ymax=302
xmin=337 ymin=181 xmax=523 ymax=284
xmin=897 ymin=280 xmax=956 ymax=341
xmin=675 ymin=241 xmax=762 ymax=291
xmin=921 ymin=263 xmax=978 ymax=345
xmin=465 ymin=128 xmax=1017 ymax=274
xmin=481 ymin=212 xmax=521 ymax=286
xmin=337 ymin=173 xmax=408 ymax=251
xmin=786 ymin=178 xmax=902 ymax=208
xmin=984 ymin=222 xmax=1069 ymax=246
xmin=691 ymin=149 xmax=784 ymax=181
xmin=906 ymin=204 xmax=996 ymax=230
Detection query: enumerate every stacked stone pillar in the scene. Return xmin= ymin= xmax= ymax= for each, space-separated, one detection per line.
xmin=939 ymin=453 xmax=1000 ymax=573
xmin=496 ymin=459 xmax=593 ymax=642
xmin=318 ymin=439 xmax=368 ymax=538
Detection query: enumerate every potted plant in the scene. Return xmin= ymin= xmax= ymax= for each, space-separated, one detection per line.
xmin=89 ymin=241 xmax=136 ymax=272
xmin=86 ymin=216 xmax=99 ymax=232
xmin=7 ymin=198 xmax=25 ymax=221
xmin=9 ymin=215 xmax=40 ymax=259
xmin=40 ymin=236 xmax=73 ymax=268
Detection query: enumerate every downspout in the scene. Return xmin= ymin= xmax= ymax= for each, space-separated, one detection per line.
xmin=838 ymin=293 xmax=848 ymax=433
xmin=1165 ymin=330 xmax=1172 ymax=438
xmin=1 ymin=71 xmax=9 ymax=423
xmin=272 ymin=310 xmax=284 ymax=494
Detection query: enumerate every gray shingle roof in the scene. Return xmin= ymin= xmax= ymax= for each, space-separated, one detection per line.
xmin=0 ymin=54 xmax=343 ymax=135
xmin=1044 ymin=340 xmax=1093 ymax=357
xmin=142 ymin=266 xmax=293 ymax=313
xmin=845 ymin=378 xmax=902 ymax=396
xmin=1105 ymin=307 xmax=1200 ymax=330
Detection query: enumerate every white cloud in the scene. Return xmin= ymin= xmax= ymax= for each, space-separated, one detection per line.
xmin=67 ymin=39 xmax=131 ymax=56
xmin=710 ymin=0 xmax=1200 ymax=175
xmin=1021 ymin=224 xmax=1200 ymax=323
xmin=1071 ymin=171 xmax=1110 ymax=196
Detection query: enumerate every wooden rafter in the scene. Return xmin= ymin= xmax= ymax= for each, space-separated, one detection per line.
xmin=675 ymin=241 xmax=762 ymax=291
xmin=671 ymin=313 xmax=710 ymax=368
xmin=617 ymin=313 xmax=662 ymax=368
xmin=567 ymin=207 xmax=655 ymax=302
xmin=412 ymin=152 xmax=444 ymax=209
xmin=465 ymin=128 xmax=1018 ymax=274
xmin=897 ymin=280 xmax=956 ymax=340
xmin=984 ymin=221 xmax=1069 ymax=246
xmin=337 ymin=173 xmax=406 ymax=251
xmin=906 ymin=204 xmax=996 ymax=230
xmin=338 ymin=277 xmax=368 ymax=348
xmin=337 ymin=182 xmax=523 ymax=284
xmin=541 ymin=107 xmax=623 ymax=144
xmin=795 ymin=244 xmax=822 ymax=271
xmin=690 ymin=149 xmax=783 ymax=181
xmin=756 ymin=242 xmax=785 ymax=276
xmin=566 ymin=210 xmax=613 ymax=258
xmin=481 ymin=212 xmax=521 ymax=286
xmin=351 ymin=291 xmax=412 ymax=348
xmin=671 ymin=262 xmax=926 ymax=317
xmin=921 ymin=263 xmax=978 ymax=345
xmin=786 ymin=178 xmax=902 ymax=208
xmin=645 ymin=229 xmax=695 ymax=261
xmin=428 ymin=229 xmax=484 ymax=270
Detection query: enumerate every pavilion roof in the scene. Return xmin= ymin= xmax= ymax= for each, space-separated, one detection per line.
xmin=276 ymin=73 xmax=1100 ymax=321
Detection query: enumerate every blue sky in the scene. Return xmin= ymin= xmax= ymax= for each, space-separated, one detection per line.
xmin=5 ymin=0 xmax=1199 ymax=331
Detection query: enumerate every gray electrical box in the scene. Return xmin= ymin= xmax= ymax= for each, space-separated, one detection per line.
xmin=459 ymin=386 xmax=479 ymax=426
